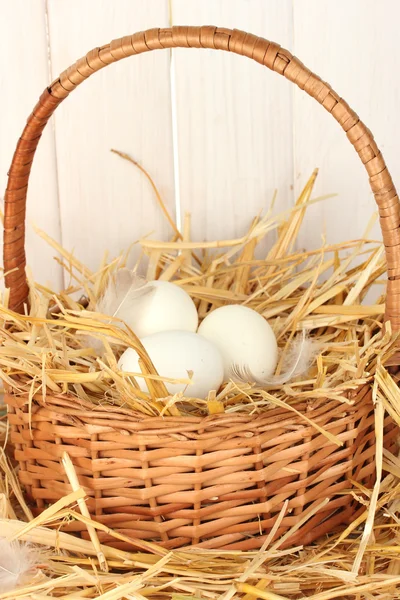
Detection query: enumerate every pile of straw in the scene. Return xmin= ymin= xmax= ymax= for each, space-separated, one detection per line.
xmin=0 ymin=167 xmax=398 ymax=420
xmin=0 ymin=160 xmax=399 ymax=598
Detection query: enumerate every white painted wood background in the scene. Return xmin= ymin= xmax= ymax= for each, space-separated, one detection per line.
xmin=1 ymin=0 xmax=399 ymax=288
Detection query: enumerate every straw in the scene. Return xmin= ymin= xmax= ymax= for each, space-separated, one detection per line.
xmin=0 ymin=169 xmax=399 ymax=598
xmin=0 ymin=171 xmax=395 ymax=419
xmin=61 ymin=452 xmax=108 ymax=572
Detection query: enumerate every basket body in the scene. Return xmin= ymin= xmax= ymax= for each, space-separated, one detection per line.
xmin=6 ymin=386 xmax=397 ymax=550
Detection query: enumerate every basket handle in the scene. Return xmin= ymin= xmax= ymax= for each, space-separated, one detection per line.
xmin=4 ymin=26 xmax=400 ymax=326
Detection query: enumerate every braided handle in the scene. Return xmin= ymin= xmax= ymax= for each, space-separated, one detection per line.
xmin=4 ymin=26 xmax=400 ymax=327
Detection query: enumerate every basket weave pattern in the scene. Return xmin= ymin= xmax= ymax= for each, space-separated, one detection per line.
xmin=5 ymin=390 xmax=398 ymax=550
xmin=3 ymin=26 xmax=400 ymax=550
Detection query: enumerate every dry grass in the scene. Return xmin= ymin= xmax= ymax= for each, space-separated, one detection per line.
xmin=0 ymin=169 xmax=397 ymax=420
xmin=0 ymin=163 xmax=399 ymax=597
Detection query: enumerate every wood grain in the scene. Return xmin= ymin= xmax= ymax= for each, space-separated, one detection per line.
xmin=171 ymin=0 xmax=294 ymax=250
xmin=47 ymin=0 xmax=175 ymax=276
xmin=293 ymin=0 xmax=400 ymax=251
xmin=3 ymin=0 xmax=400 ymax=288
xmin=0 ymin=0 xmax=63 ymax=289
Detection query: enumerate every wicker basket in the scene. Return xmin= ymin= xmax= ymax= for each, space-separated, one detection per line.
xmin=4 ymin=26 xmax=399 ymax=551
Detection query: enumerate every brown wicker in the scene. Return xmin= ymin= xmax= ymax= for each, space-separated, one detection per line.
xmin=3 ymin=26 xmax=399 ymax=551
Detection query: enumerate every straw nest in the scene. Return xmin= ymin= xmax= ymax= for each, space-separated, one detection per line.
xmin=1 ymin=157 xmax=400 ymax=598
xmin=0 ymin=164 xmax=398 ymax=419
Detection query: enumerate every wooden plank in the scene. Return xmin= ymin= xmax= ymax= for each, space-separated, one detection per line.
xmin=47 ymin=0 xmax=174 ymax=275
xmin=171 ymin=0 xmax=294 ymax=249
xmin=293 ymin=0 xmax=400 ymax=251
xmin=0 ymin=0 xmax=62 ymax=289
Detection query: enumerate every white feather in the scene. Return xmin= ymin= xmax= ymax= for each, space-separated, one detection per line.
xmin=0 ymin=538 xmax=39 ymax=592
xmin=96 ymin=269 xmax=153 ymax=319
xmin=86 ymin=269 xmax=155 ymax=352
xmin=230 ymin=330 xmax=319 ymax=386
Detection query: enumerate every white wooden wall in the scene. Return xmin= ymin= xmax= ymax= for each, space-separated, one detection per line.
xmin=1 ymin=0 xmax=399 ymax=287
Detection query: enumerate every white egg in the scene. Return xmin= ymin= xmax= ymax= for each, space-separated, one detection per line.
xmin=119 ymin=280 xmax=198 ymax=338
xmin=198 ymin=305 xmax=278 ymax=382
xmin=118 ymin=330 xmax=224 ymax=398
